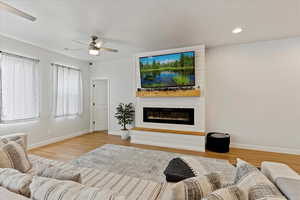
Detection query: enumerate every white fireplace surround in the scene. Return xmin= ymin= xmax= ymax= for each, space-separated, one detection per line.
xmin=130 ymin=45 xmax=206 ymax=152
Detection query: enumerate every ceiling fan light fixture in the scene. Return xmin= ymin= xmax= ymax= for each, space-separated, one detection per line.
xmin=232 ymin=27 xmax=243 ymax=34
xmin=89 ymin=49 xmax=99 ymax=55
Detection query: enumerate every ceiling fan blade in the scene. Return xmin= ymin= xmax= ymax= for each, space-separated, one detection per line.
xmin=64 ymin=48 xmax=84 ymax=51
xmin=0 ymin=1 xmax=36 ymax=21
xmin=101 ymin=47 xmax=119 ymax=53
xmin=72 ymin=40 xmax=89 ymax=46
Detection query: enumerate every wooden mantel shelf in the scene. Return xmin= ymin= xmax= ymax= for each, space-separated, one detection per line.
xmin=136 ymin=89 xmax=200 ymax=97
xmin=131 ymin=127 xmax=206 ymax=136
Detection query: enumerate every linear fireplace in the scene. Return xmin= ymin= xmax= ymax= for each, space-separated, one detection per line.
xmin=143 ymin=107 xmax=194 ymax=125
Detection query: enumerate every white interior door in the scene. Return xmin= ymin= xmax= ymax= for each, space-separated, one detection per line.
xmin=92 ymin=80 xmax=108 ymax=131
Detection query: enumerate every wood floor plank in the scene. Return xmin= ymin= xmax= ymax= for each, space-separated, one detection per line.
xmin=29 ymin=131 xmax=300 ymax=173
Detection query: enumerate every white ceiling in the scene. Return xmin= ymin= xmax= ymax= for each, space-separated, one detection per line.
xmin=1 ymin=0 xmax=300 ymax=61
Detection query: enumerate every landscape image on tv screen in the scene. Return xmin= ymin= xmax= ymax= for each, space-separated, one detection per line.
xmin=139 ymin=51 xmax=195 ymax=88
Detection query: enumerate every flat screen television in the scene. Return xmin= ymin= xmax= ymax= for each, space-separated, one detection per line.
xmin=139 ymin=51 xmax=195 ymax=88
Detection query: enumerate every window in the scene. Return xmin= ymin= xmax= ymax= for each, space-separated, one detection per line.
xmin=53 ymin=64 xmax=83 ymax=117
xmin=0 ymin=52 xmax=39 ymax=122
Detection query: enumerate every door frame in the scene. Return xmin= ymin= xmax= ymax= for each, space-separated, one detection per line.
xmin=90 ymin=77 xmax=110 ymax=132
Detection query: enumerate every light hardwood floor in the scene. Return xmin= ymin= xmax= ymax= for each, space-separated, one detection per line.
xmin=29 ymin=131 xmax=300 ymax=174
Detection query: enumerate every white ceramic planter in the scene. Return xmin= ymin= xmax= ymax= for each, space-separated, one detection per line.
xmin=120 ymin=130 xmax=129 ymax=140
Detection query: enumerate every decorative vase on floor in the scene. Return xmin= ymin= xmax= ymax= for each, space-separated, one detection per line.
xmin=120 ymin=130 xmax=129 ymax=140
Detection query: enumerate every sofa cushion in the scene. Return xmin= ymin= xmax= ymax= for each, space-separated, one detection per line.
xmin=234 ymin=159 xmax=285 ymax=199
xmin=249 ymin=184 xmax=286 ymax=200
xmin=170 ymin=172 xmax=222 ymax=200
xmin=275 ymin=177 xmax=300 ymax=200
xmin=36 ymin=165 xmax=82 ymax=183
xmin=0 ymin=187 xmax=30 ymax=200
xmin=28 ymin=154 xmax=168 ymax=200
xmin=0 ymin=168 xmax=32 ymax=197
xmin=30 ymin=176 xmax=124 ymax=200
xmin=202 ymin=186 xmax=246 ymax=200
xmin=27 ymin=161 xmax=53 ymax=175
xmin=0 ymin=141 xmax=31 ymax=172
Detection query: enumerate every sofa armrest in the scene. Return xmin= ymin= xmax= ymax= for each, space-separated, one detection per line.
xmin=0 ymin=133 xmax=28 ymax=150
xmin=261 ymin=161 xmax=300 ymax=183
xmin=275 ymin=177 xmax=300 ymax=200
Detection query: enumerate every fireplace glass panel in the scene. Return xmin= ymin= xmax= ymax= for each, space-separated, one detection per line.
xmin=143 ymin=107 xmax=194 ymax=125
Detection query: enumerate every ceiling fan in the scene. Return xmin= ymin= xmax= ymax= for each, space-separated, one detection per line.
xmin=66 ymin=35 xmax=119 ymax=56
xmin=0 ymin=1 xmax=36 ymax=21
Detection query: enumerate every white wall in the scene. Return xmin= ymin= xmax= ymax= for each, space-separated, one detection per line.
xmin=0 ymin=34 xmax=90 ymax=148
xmin=91 ymin=58 xmax=135 ymax=134
xmin=206 ymin=37 xmax=300 ymax=154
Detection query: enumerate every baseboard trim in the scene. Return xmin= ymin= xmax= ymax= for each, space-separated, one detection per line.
xmin=231 ymin=143 xmax=300 ymax=155
xmin=131 ymin=138 xmax=205 ymax=152
xmin=108 ymin=130 xmax=122 ymax=136
xmin=28 ymin=129 xmax=90 ymax=150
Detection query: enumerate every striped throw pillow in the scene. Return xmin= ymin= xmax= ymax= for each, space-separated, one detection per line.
xmin=170 ymin=172 xmax=222 ymax=200
xmin=30 ymin=176 xmax=125 ymax=200
xmin=249 ymin=184 xmax=287 ymax=200
xmin=203 ymin=186 xmax=246 ymax=200
xmin=0 ymin=141 xmax=32 ymax=172
xmin=235 ymin=159 xmax=284 ymax=199
xmin=0 ymin=168 xmax=32 ymax=197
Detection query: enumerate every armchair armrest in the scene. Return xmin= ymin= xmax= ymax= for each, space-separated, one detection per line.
xmin=0 ymin=133 xmax=28 ymax=150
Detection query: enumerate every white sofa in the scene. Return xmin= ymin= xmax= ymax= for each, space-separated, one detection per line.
xmin=0 ymin=133 xmax=299 ymax=200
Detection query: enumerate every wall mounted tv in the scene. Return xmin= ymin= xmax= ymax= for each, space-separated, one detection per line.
xmin=139 ymin=51 xmax=195 ymax=88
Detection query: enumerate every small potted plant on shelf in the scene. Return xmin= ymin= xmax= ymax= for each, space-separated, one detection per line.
xmin=114 ymin=103 xmax=135 ymax=140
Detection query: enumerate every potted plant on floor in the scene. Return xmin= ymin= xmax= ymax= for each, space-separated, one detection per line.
xmin=115 ymin=103 xmax=135 ymax=140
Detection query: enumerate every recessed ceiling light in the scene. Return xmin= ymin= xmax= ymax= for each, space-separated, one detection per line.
xmin=232 ymin=27 xmax=243 ymax=34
